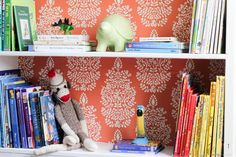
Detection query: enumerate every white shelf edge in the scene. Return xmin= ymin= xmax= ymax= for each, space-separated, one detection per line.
xmin=0 ymin=51 xmax=228 ymax=59
xmin=0 ymin=143 xmax=173 ymax=157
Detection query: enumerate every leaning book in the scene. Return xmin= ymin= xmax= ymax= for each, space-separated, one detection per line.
xmin=13 ymin=5 xmax=33 ymax=51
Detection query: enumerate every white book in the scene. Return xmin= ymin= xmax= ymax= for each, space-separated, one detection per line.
xmin=195 ymin=0 xmax=209 ymax=54
xmin=189 ymin=0 xmax=198 ymax=53
xmin=139 ymin=37 xmax=177 ymax=42
xmin=33 ymin=40 xmax=96 ymax=46
xmin=217 ymin=0 xmax=226 ymax=54
xmin=37 ymin=35 xmax=89 ymax=41
xmin=209 ymin=0 xmax=221 ymax=54
xmin=31 ymin=45 xmax=92 ymax=53
xmin=213 ymin=0 xmax=223 ymax=54
xmin=200 ymin=0 xmax=216 ymax=54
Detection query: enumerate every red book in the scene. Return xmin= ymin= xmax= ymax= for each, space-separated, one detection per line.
xmin=179 ymin=88 xmax=192 ymax=156
xmin=184 ymin=94 xmax=198 ymax=156
xmin=174 ymin=73 xmax=189 ymax=157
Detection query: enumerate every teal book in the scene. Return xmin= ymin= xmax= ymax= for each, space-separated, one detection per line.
xmin=11 ymin=0 xmax=36 ymax=51
xmin=13 ymin=5 xmax=33 ymax=51
xmin=4 ymin=0 xmax=11 ymax=51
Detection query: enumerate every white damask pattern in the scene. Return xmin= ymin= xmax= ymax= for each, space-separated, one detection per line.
xmin=136 ymin=58 xmax=172 ymax=93
xmin=170 ymin=60 xmax=204 ymax=119
xmin=38 ymin=57 xmax=62 ymax=86
xmin=37 ymin=0 xmax=63 ymax=35
xmin=208 ymin=60 xmax=225 ymax=80
xmin=80 ymin=93 xmax=101 ymax=141
xmin=18 ymin=57 xmax=35 ymax=81
xmin=136 ymin=0 xmax=174 ymax=27
xmin=145 ymin=95 xmax=171 ymax=145
xmin=172 ymin=0 xmax=193 ymax=42
xmin=150 ymin=29 xmax=159 ymax=37
xmin=67 ymin=0 xmax=101 ymax=28
xmin=107 ymin=0 xmax=137 ymax=39
xmin=101 ymin=58 xmax=136 ymax=128
xmin=112 ymin=129 xmax=123 ymax=142
xmin=66 ymin=57 xmax=101 ymax=91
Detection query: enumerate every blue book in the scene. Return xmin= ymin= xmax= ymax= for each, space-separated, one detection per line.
xmin=29 ymin=92 xmax=44 ymax=148
xmin=126 ymin=41 xmax=189 ymax=49
xmin=8 ymin=89 xmax=20 ymax=148
xmin=125 ymin=48 xmax=184 ymax=53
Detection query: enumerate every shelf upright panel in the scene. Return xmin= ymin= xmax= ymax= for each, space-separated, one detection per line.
xmin=225 ymin=0 xmax=236 ymax=156
xmin=0 ymin=56 xmax=18 ymax=70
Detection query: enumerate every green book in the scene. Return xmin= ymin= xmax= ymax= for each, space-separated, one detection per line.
xmin=13 ymin=5 xmax=33 ymax=51
xmin=11 ymin=0 xmax=36 ymax=51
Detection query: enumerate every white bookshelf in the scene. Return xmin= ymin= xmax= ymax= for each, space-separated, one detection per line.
xmin=0 ymin=51 xmax=228 ymax=59
xmin=0 ymin=0 xmax=235 ymax=156
xmin=0 ymin=143 xmax=173 ymax=157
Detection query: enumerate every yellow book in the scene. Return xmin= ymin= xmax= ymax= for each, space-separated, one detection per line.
xmin=212 ymin=76 xmax=221 ymax=156
xmin=199 ymin=95 xmax=210 ymax=157
xmin=205 ymin=82 xmax=217 ymax=157
xmin=194 ymin=95 xmax=205 ymax=156
xmin=216 ymin=76 xmax=225 ymax=156
xmin=189 ymin=106 xmax=198 ymax=157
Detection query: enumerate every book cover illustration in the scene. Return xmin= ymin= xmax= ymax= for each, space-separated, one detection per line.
xmin=13 ymin=5 xmax=33 ymax=51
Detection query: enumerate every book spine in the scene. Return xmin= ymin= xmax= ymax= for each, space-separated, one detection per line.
xmin=37 ymin=35 xmax=89 ymax=41
xmin=184 ymin=94 xmax=197 ymax=156
xmin=126 ymin=42 xmax=188 ymax=49
xmin=211 ymin=76 xmax=221 ymax=156
xmin=189 ymin=106 xmax=198 ymax=157
xmin=189 ymin=0 xmax=198 ymax=53
xmin=1 ymin=0 xmax=5 ymax=51
xmin=0 ymin=0 xmax=2 ymax=51
xmin=16 ymin=89 xmax=28 ymax=148
xmin=113 ymin=144 xmax=152 ymax=151
xmin=139 ymin=37 xmax=177 ymax=42
xmin=205 ymin=82 xmax=216 ymax=157
xmin=40 ymin=96 xmax=50 ymax=146
xmin=4 ymin=0 xmax=11 ymax=51
xmin=29 ymin=92 xmax=44 ymax=148
xmin=125 ymin=48 xmax=182 ymax=53
xmin=47 ymin=96 xmax=59 ymax=144
xmin=21 ymin=89 xmax=34 ymax=148
xmin=8 ymin=89 xmax=20 ymax=148
xmin=32 ymin=45 xmax=91 ymax=52
xmin=174 ymin=74 xmax=189 ymax=156
xmin=5 ymin=86 xmax=12 ymax=147
xmin=216 ymin=76 xmax=225 ymax=156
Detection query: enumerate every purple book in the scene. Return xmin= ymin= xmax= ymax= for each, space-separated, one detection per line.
xmin=15 ymin=88 xmax=28 ymax=148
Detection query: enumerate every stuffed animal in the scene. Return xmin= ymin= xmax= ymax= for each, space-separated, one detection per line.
xmin=34 ymin=69 xmax=97 ymax=155
xmin=96 ymin=14 xmax=134 ymax=52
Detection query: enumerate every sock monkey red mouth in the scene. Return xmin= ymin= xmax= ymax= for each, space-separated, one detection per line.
xmin=60 ymin=94 xmax=71 ymax=102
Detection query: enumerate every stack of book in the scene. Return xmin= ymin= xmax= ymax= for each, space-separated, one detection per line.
xmin=0 ymin=69 xmax=60 ymax=148
xmin=29 ymin=35 xmax=96 ymax=53
xmin=111 ymin=139 xmax=165 ymax=155
xmin=174 ymin=73 xmax=225 ymax=157
xmin=189 ymin=0 xmax=226 ymax=54
xmin=125 ymin=37 xmax=189 ymax=53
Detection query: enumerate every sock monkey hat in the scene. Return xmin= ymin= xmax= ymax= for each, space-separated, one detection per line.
xmin=48 ymin=69 xmax=64 ymax=86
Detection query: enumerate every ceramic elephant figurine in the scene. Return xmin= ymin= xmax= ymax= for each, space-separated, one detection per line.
xmin=96 ymin=14 xmax=134 ymax=52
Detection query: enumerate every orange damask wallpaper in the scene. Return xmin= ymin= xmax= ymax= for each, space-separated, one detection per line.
xmin=18 ymin=0 xmax=225 ymax=145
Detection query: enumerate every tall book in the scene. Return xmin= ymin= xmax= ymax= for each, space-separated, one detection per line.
xmin=13 ymin=5 xmax=33 ymax=51
xmin=11 ymin=0 xmax=36 ymax=51
xmin=205 ymin=82 xmax=216 ymax=157
xmin=216 ymin=76 xmax=225 ymax=156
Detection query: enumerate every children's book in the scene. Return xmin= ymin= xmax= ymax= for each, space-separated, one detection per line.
xmin=13 ymin=5 xmax=33 ymax=51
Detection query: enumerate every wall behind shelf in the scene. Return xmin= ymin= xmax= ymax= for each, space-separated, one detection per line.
xmin=35 ymin=0 xmax=193 ymax=42
xmin=18 ymin=57 xmax=225 ymax=145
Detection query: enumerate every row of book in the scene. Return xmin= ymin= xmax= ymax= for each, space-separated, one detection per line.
xmin=0 ymin=69 xmax=59 ymax=148
xmin=126 ymin=37 xmax=189 ymax=53
xmin=111 ymin=139 xmax=164 ymax=155
xmin=174 ymin=73 xmax=225 ymax=156
xmin=189 ymin=0 xmax=226 ymax=54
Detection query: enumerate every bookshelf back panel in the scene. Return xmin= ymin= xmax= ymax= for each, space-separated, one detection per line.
xmin=18 ymin=57 xmax=225 ymax=145
xmin=35 ymin=0 xmax=193 ymax=42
